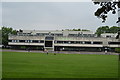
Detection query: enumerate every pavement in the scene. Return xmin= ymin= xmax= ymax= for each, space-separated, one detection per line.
xmin=1 ymin=49 xmax=119 ymax=55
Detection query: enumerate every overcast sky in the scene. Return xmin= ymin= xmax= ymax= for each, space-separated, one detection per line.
xmin=1 ymin=2 xmax=119 ymax=32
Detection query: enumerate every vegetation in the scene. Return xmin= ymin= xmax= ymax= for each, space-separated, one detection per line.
xmin=95 ymin=26 xmax=120 ymax=36
xmin=1 ymin=27 xmax=17 ymax=47
xmin=3 ymin=51 xmax=118 ymax=78
xmin=0 ymin=29 xmax=2 ymax=45
xmin=93 ymin=1 xmax=120 ymax=23
xmin=115 ymin=48 xmax=120 ymax=53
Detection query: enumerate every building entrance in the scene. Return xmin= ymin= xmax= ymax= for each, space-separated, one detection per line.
xmin=44 ymin=36 xmax=54 ymax=51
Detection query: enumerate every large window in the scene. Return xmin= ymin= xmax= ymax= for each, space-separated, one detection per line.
xmin=12 ymin=40 xmax=19 ymax=42
xmin=45 ymin=41 xmax=53 ymax=47
xmin=63 ymin=41 xmax=69 ymax=44
xmin=76 ymin=41 xmax=83 ymax=44
xmin=40 ymin=40 xmax=44 ymax=43
xmin=19 ymin=40 xmax=25 ymax=42
xmin=25 ymin=40 xmax=32 ymax=43
xmin=8 ymin=40 xmax=12 ymax=42
xmin=84 ymin=41 xmax=91 ymax=44
xmin=68 ymin=34 xmax=78 ymax=37
xmin=70 ymin=41 xmax=76 ymax=44
xmin=45 ymin=36 xmax=54 ymax=40
xmin=93 ymin=42 xmax=102 ymax=44
xmin=56 ymin=41 xmax=84 ymax=44
xmin=57 ymin=41 xmax=64 ymax=44
xmin=108 ymin=42 xmax=120 ymax=45
xmin=36 ymin=33 xmax=49 ymax=36
xmin=55 ymin=34 xmax=63 ymax=36
xmin=32 ymin=40 xmax=39 ymax=43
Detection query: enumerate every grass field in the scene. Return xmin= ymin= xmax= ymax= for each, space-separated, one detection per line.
xmin=2 ymin=51 xmax=118 ymax=78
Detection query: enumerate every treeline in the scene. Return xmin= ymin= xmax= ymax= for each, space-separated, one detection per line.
xmin=95 ymin=26 xmax=120 ymax=36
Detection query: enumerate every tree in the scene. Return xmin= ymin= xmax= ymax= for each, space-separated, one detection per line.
xmin=93 ymin=1 xmax=120 ymax=23
xmin=2 ymin=27 xmax=17 ymax=47
xmin=115 ymin=48 xmax=120 ymax=53
xmin=81 ymin=29 xmax=90 ymax=31
xmin=95 ymin=26 xmax=120 ymax=36
xmin=95 ymin=26 xmax=109 ymax=36
xmin=109 ymin=26 xmax=120 ymax=33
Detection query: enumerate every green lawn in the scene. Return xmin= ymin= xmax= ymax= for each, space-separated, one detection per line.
xmin=2 ymin=51 xmax=118 ymax=78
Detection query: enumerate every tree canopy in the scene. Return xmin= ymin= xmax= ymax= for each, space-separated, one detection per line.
xmin=1 ymin=27 xmax=17 ymax=47
xmin=93 ymin=1 xmax=120 ymax=23
xmin=95 ymin=26 xmax=120 ymax=36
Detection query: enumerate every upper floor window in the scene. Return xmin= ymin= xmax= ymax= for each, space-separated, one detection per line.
xmin=11 ymin=40 xmax=19 ymax=42
xmin=108 ymin=42 xmax=120 ymax=45
xmin=19 ymin=40 xmax=25 ymax=42
xmin=93 ymin=42 xmax=102 ymax=44
xmin=84 ymin=41 xmax=91 ymax=44
xmin=32 ymin=40 xmax=39 ymax=43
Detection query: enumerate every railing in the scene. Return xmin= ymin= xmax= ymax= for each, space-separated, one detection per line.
xmin=9 ymin=34 xmax=118 ymax=40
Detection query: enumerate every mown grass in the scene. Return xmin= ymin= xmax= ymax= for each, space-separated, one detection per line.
xmin=2 ymin=51 xmax=118 ymax=78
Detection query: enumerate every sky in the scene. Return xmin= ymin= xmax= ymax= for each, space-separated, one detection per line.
xmin=1 ymin=1 xmax=119 ymax=32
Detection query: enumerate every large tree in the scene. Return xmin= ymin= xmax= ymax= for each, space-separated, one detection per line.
xmin=93 ymin=1 xmax=120 ymax=23
xmin=95 ymin=26 xmax=109 ymax=36
xmin=109 ymin=26 xmax=120 ymax=33
xmin=95 ymin=26 xmax=120 ymax=36
xmin=2 ymin=27 xmax=17 ymax=47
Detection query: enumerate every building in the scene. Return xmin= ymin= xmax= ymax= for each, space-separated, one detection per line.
xmin=8 ymin=30 xmax=120 ymax=52
xmin=101 ymin=33 xmax=118 ymax=38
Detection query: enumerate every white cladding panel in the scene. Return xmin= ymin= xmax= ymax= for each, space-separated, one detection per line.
xmin=9 ymin=42 xmax=44 ymax=46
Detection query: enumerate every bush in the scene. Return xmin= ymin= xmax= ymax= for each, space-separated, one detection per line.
xmin=20 ymin=46 xmax=26 ymax=50
xmin=115 ymin=48 xmax=120 ymax=53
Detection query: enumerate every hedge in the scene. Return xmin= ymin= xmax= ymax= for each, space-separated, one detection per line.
xmin=115 ymin=48 xmax=120 ymax=53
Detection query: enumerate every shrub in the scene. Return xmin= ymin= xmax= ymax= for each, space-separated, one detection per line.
xmin=115 ymin=48 xmax=120 ymax=53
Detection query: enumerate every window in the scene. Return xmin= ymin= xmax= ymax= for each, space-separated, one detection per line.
xmin=55 ymin=34 xmax=63 ymax=36
xmin=26 ymin=40 xmax=32 ymax=43
xmin=83 ymin=34 xmax=88 ymax=37
xmin=57 ymin=41 xmax=64 ymax=44
xmin=25 ymin=40 xmax=32 ymax=43
xmin=8 ymin=40 xmax=12 ymax=42
xmin=45 ymin=36 xmax=54 ymax=40
xmin=69 ymin=34 xmax=78 ymax=37
xmin=12 ymin=40 xmax=19 ymax=42
xmin=63 ymin=41 xmax=69 ymax=44
xmin=108 ymin=42 xmax=120 ymax=45
xmin=19 ymin=40 xmax=25 ymax=42
xmin=84 ymin=41 xmax=91 ymax=44
xmin=32 ymin=40 xmax=39 ymax=43
xmin=17 ymin=40 xmax=19 ymax=42
xmin=70 ymin=41 xmax=74 ymax=44
xmin=93 ymin=42 xmax=102 ymax=44
xmin=56 ymin=41 xmax=84 ymax=44
xmin=40 ymin=40 xmax=44 ymax=43
xmin=45 ymin=41 xmax=53 ymax=47
xmin=106 ymin=36 xmax=111 ymax=38
xmin=76 ymin=41 xmax=83 ymax=44
xmin=36 ymin=33 xmax=49 ymax=36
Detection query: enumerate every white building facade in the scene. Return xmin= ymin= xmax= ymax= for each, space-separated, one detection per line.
xmin=8 ymin=30 xmax=120 ymax=52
